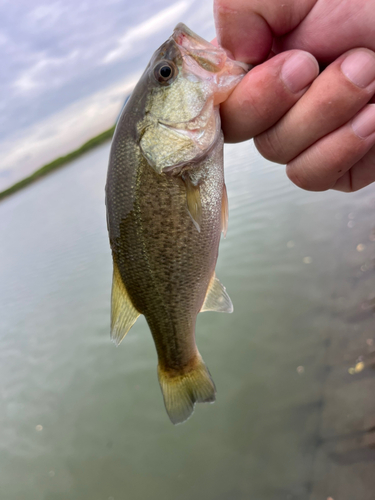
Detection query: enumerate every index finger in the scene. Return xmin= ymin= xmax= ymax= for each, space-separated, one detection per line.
xmin=214 ymin=0 xmax=317 ymax=63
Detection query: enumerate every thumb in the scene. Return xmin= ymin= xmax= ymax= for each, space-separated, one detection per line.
xmin=214 ymin=0 xmax=317 ymax=64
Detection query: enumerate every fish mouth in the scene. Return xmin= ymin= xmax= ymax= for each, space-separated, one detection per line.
xmin=172 ymin=23 xmax=226 ymax=73
xmin=172 ymin=23 xmax=250 ymax=74
xmin=171 ymin=23 xmax=249 ymax=106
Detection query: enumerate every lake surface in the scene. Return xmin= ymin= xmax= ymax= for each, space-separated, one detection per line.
xmin=1 ymin=140 xmax=375 ymax=500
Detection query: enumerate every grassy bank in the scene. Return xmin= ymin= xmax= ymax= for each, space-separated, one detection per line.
xmin=0 ymin=125 xmax=116 ymax=202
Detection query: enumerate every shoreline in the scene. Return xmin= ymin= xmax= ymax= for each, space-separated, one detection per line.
xmin=0 ymin=125 xmax=116 ymax=202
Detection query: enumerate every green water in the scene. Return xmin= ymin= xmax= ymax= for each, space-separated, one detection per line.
xmin=1 ymin=141 xmax=375 ymax=500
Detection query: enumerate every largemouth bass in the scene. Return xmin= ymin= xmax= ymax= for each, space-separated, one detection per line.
xmin=106 ymin=23 xmax=246 ymax=424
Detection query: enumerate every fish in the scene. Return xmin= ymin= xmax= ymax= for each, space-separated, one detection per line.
xmin=105 ymin=23 xmax=247 ymax=424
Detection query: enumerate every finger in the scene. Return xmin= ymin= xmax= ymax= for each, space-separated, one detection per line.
xmin=214 ymin=0 xmax=317 ymax=63
xmin=275 ymin=0 xmax=375 ymax=62
xmin=286 ymin=104 xmax=375 ymax=191
xmin=333 ymin=139 xmax=375 ymax=193
xmin=254 ymin=49 xmax=375 ymax=164
xmin=220 ymin=50 xmax=319 ymax=143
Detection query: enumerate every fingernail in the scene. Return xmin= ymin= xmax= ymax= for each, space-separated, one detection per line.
xmin=352 ymin=105 xmax=375 ymax=138
xmin=341 ymin=50 xmax=375 ymax=88
xmin=281 ymin=52 xmax=319 ymax=93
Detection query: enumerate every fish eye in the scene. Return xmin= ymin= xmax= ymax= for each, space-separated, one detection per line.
xmin=154 ymin=61 xmax=177 ymax=84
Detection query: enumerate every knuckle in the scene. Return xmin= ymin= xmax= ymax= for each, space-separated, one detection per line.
xmin=254 ymin=128 xmax=290 ymax=164
xmin=286 ymin=164 xmax=312 ymax=191
xmin=286 ymin=160 xmax=332 ymax=192
xmin=214 ymin=0 xmax=238 ymax=15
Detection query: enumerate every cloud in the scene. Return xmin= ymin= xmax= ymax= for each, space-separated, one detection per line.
xmin=14 ymin=50 xmax=80 ymax=92
xmin=11 ymin=1 xmax=191 ymax=98
xmin=27 ymin=2 xmax=65 ymax=25
xmin=0 ymin=75 xmax=138 ymax=191
xmin=102 ymin=1 xmax=189 ymax=64
xmin=0 ymin=0 xmax=216 ymax=189
xmin=0 ymin=31 xmax=8 ymax=45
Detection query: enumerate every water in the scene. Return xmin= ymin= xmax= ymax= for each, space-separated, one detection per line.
xmin=1 ymin=141 xmax=375 ymax=500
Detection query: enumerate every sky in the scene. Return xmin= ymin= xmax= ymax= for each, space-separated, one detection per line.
xmin=0 ymin=0 xmax=215 ymax=190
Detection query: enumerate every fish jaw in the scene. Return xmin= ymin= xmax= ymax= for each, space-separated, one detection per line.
xmin=157 ymin=99 xmax=221 ymax=173
xmin=172 ymin=23 xmax=249 ymax=105
xmin=140 ymin=101 xmax=222 ymax=175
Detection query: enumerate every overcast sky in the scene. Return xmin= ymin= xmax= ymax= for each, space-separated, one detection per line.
xmin=0 ymin=0 xmax=215 ymax=190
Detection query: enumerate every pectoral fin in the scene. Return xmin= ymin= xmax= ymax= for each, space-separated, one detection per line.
xmin=111 ymin=261 xmax=140 ymax=345
xmin=200 ymin=273 xmax=233 ymax=313
xmin=183 ymin=174 xmax=202 ymax=233
xmin=221 ymin=183 xmax=228 ymax=238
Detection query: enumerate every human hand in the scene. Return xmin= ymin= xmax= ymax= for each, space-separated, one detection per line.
xmin=214 ymin=0 xmax=375 ymax=192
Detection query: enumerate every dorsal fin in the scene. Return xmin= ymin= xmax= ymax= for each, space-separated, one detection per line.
xmin=183 ymin=174 xmax=202 ymax=233
xmin=111 ymin=261 xmax=140 ymax=345
xmin=221 ymin=183 xmax=228 ymax=238
xmin=200 ymin=273 xmax=233 ymax=313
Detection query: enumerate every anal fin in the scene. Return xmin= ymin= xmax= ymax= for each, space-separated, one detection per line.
xmin=111 ymin=261 xmax=140 ymax=345
xmin=200 ymin=273 xmax=233 ymax=313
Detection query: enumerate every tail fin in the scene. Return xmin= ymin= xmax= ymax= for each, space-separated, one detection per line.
xmin=158 ymin=354 xmax=216 ymax=425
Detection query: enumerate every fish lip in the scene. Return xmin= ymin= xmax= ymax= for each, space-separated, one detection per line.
xmin=172 ymin=23 xmax=212 ymax=49
xmin=172 ymin=23 xmax=226 ymax=73
xmin=172 ymin=23 xmax=251 ymax=73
